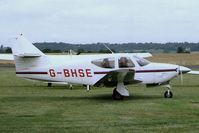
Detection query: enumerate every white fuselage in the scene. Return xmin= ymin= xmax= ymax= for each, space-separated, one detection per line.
xmin=16 ymin=54 xmax=183 ymax=86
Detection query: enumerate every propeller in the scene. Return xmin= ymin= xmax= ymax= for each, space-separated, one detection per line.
xmin=178 ymin=65 xmax=183 ymax=85
xmin=180 ymin=66 xmax=183 ymax=85
xmin=178 ymin=65 xmax=191 ymax=85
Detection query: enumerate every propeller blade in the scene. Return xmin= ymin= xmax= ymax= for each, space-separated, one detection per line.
xmin=180 ymin=69 xmax=183 ymax=85
xmin=178 ymin=65 xmax=191 ymax=85
xmin=178 ymin=65 xmax=183 ymax=85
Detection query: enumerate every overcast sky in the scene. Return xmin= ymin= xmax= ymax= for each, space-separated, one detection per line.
xmin=1 ymin=0 xmax=199 ymax=45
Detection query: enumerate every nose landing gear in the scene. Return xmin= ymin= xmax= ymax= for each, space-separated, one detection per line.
xmin=164 ymin=85 xmax=173 ymax=98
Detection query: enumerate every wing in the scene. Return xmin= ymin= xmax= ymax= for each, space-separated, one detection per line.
xmin=130 ymin=53 xmax=152 ymax=58
xmin=188 ymin=71 xmax=199 ymax=74
xmin=94 ymin=69 xmax=141 ymax=87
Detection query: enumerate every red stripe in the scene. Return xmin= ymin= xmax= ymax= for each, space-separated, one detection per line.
xmin=94 ymin=71 xmax=109 ymax=74
xmin=136 ymin=69 xmax=177 ymax=73
xmin=16 ymin=72 xmax=48 ymax=74
xmin=94 ymin=69 xmax=177 ymax=75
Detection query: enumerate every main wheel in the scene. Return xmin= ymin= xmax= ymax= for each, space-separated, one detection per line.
xmin=112 ymin=88 xmax=124 ymax=100
xmin=164 ymin=90 xmax=173 ymax=98
xmin=48 ymin=83 xmax=52 ymax=87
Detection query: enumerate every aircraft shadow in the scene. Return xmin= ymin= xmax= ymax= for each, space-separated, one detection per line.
xmin=0 ymin=94 xmax=163 ymax=102
xmin=173 ymin=85 xmax=199 ymax=87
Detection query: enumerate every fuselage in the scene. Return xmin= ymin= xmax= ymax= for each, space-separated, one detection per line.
xmin=15 ymin=54 xmax=189 ymax=86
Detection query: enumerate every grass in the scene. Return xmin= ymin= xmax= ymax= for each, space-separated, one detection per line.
xmin=148 ymin=53 xmax=199 ymax=66
xmin=0 ymin=67 xmax=199 ymax=133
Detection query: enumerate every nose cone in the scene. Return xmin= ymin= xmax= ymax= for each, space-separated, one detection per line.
xmin=179 ymin=66 xmax=191 ymax=74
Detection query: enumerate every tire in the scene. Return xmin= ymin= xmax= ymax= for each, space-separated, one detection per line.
xmin=48 ymin=83 xmax=52 ymax=87
xmin=112 ymin=88 xmax=124 ymax=100
xmin=164 ymin=90 xmax=173 ymax=98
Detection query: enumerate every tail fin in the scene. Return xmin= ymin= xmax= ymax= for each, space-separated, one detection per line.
xmin=12 ymin=34 xmax=48 ymax=71
xmin=12 ymin=34 xmax=44 ymax=57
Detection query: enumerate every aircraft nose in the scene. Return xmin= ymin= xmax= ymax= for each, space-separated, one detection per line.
xmin=178 ymin=66 xmax=191 ymax=74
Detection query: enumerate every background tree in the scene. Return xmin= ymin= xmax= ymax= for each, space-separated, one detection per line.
xmin=0 ymin=45 xmax=3 ymax=53
xmin=5 ymin=47 xmax=12 ymax=53
xmin=177 ymin=47 xmax=184 ymax=53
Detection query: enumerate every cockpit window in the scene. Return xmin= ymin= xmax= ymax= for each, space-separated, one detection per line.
xmin=118 ymin=57 xmax=135 ymax=68
xmin=92 ymin=57 xmax=115 ymax=68
xmin=134 ymin=56 xmax=150 ymax=66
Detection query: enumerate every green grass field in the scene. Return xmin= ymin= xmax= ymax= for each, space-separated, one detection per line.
xmin=0 ymin=67 xmax=199 ymax=133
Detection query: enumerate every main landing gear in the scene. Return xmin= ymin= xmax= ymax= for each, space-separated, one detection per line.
xmin=112 ymin=88 xmax=123 ymax=100
xmin=164 ymin=85 xmax=173 ymax=98
xmin=48 ymin=83 xmax=52 ymax=87
xmin=112 ymin=83 xmax=129 ymax=100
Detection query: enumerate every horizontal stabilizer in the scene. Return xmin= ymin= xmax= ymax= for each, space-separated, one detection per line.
xmin=16 ymin=53 xmax=41 ymax=58
xmin=0 ymin=54 xmax=14 ymax=60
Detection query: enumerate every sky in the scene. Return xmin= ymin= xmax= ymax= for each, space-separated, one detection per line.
xmin=1 ymin=0 xmax=199 ymax=45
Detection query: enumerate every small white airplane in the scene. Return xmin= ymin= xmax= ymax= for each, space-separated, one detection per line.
xmin=0 ymin=34 xmax=192 ymax=100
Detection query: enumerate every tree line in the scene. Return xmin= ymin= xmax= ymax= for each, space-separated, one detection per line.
xmin=0 ymin=45 xmax=12 ymax=53
xmin=0 ymin=42 xmax=198 ymax=53
xmin=33 ymin=42 xmax=198 ymax=53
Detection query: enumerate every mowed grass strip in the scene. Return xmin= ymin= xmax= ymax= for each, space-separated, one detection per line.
xmin=0 ymin=67 xmax=199 ymax=133
xmin=148 ymin=53 xmax=199 ymax=66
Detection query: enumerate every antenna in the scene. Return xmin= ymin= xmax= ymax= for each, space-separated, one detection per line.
xmin=102 ymin=43 xmax=114 ymax=54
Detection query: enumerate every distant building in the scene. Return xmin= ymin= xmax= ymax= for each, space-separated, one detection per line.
xmin=185 ymin=47 xmax=191 ymax=53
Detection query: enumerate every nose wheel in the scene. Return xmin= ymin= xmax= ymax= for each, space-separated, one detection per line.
xmin=164 ymin=86 xmax=173 ymax=98
xmin=112 ymin=88 xmax=124 ymax=100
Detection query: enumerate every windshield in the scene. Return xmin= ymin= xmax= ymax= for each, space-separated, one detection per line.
xmin=134 ymin=56 xmax=150 ymax=66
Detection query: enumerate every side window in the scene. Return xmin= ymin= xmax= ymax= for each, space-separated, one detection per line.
xmin=118 ymin=57 xmax=135 ymax=68
xmin=92 ymin=58 xmax=115 ymax=68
